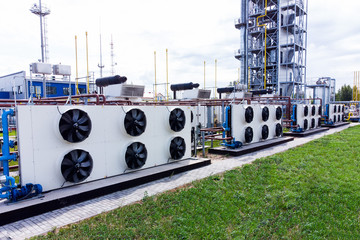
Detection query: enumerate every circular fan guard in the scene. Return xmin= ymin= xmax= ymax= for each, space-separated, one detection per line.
xmin=59 ymin=109 xmax=92 ymax=143
xmin=245 ymin=127 xmax=253 ymax=143
xmin=124 ymin=109 xmax=147 ymax=137
xmin=311 ymin=118 xmax=315 ymax=129
xmin=311 ymin=106 xmax=316 ymax=116
xmin=170 ymin=137 xmax=186 ymax=160
xmin=61 ymin=149 xmax=93 ymax=183
xmin=276 ymin=107 xmax=282 ymax=120
xmin=304 ymin=106 xmax=309 ymax=117
xmin=262 ymin=107 xmax=269 ymax=122
xmin=303 ymin=119 xmax=308 ymax=130
xmin=262 ymin=125 xmax=269 ymax=140
xmin=125 ymin=142 xmax=147 ymax=169
xmin=245 ymin=107 xmax=254 ymax=123
xmin=169 ymin=108 xmax=186 ymax=132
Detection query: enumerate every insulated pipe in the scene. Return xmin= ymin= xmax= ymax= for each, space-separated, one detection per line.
xmin=95 ymin=75 xmax=127 ymax=87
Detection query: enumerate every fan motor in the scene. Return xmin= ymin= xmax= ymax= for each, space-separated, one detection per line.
xmin=262 ymin=107 xmax=269 ymax=122
xmin=245 ymin=107 xmax=254 ymax=123
xmin=276 ymin=107 xmax=282 ymax=120
xmin=244 ymin=127 xmax=253 ymax=143
xmin=59 ymin=109 xmax=92 ymax=143
xmin=262 ymin=125 xmax=269 ymax=140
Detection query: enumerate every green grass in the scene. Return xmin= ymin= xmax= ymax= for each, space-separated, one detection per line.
xmin=34 ymin=126 xmax=360 ymax=239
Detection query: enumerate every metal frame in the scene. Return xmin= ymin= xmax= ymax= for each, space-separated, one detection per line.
xmin=235 ymin=0 xmax=308 ymax=98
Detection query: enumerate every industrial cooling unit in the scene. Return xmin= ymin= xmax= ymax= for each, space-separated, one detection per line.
xmin=17 ymin=105 xmax=191 ymax=191
xmin=291 ymin=104 xmax=322 ymax=132
xmin=229 ymin=104 xmax=283 ymax=146
xmin=325 ymin=104 xmax=345 ymax=125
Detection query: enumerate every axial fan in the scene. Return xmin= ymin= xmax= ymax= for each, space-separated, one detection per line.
xmin=170 ymin=137 xmax=186 ymax=160
xmin=304 ymin=106 xmax=309 ymax=117
xmin=61 ymin=149 xmax=93 ymax=183
xmin=275 ymin=123 xmax=283 ymax=137
xmin=334 ymin=105 xmax=337 ymax=113
xmin=318 ymin=118 xmax=321 ymax=127
xmin=125 ymin=142 xmax=147 ymax=169
xmin=191 ymin=111 xmax=194 ymax=123
xmin=59 ymin=109 xmax=92 ymax=143
xmin=338 ymin=115 xmax=341 ymax=122
xmin=318 ymin=106 xmax=322 ymax=115
xmin=276 ymin=107 xmax=282 ymax=120
xmin=311 ymin=106 xmax=316 ymax=116
xmin=333 ymin=116 xmax=337 ymax=123
xmin=338 ymin=105 xmax=341 ymax=112
xmin=311 ymin=118 xmax=315 ymax=129
xmin=342 ymin=106 xmax=345 ymax=112
xmin=304 ymin=119 xmax=308 ymax=130
xmin=245 ymin=106 xmax=254 ymax=123
xmin=262 ymin=125 xmax=269 ymax=140
xmin=262 ymin=107 xmax=269 ymax=122
xmin=124 ymin=109 xmax=147 ymax=136
xmin=169 ymin=108 xmax=186 ymax=132
xmin=245 ymin=127 xmax=253 ymax=143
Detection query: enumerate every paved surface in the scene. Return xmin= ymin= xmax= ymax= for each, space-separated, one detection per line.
xmin=0 ymin=124 xmax=355 ymax=239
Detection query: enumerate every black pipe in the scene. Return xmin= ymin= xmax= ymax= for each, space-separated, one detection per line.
xmin=170 ymin=82 xmax=199 ymax=91
xmin=217 ymin=87 xmax=235 ymax=94
xmin=96 ymin=75 xmax=127 ymax=87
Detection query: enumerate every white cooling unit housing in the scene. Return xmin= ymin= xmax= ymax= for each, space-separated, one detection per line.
xmin=230 ymin=104 xmax=283 ymax=145
xmin=17 ymin=105 xmax=191 ymax=191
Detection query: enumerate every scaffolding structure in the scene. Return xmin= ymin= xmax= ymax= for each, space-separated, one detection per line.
xmin=235 ymin=0 xmax=308 ymax=98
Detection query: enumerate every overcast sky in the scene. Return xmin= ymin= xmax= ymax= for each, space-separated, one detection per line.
xmin=1 ymin=0 xmax=359 ymax=94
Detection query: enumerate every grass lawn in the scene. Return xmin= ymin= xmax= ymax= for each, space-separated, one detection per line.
xmin=34 ymin=125 xmax=360 ymax=239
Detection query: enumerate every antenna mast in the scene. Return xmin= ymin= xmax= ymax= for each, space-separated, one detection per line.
xmin=30 ymin=0 xmax=51 ymax=63
xmin=110 ymin=35 xmax=115 ymax=75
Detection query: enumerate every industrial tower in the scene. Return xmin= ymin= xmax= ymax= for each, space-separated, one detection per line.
xmin=30 ymin=0 xmax=51 ymax=63
xmin=235 ymin=0 xmax=308 ymax=98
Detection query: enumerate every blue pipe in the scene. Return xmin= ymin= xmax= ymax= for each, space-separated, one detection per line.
xmin=0 ymin=109 xmax=17 ymax=185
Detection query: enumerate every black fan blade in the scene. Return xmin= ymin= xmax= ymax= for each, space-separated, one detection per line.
xmin=75 ymin=131 xmax=85 ymax=141
xmin=135 ymin=111 xmax=144 ymax=121
xmin=138 ymin=153 xmax=146 ymax=159
xmin=132 ymin=109 xmax=137 ymax=119
xmin=70 ymin=150 xmax=79 ymax=162
xmin=79 ymin=168 xmax=89 ymax=178
xmin=62 ymin=158 xmax=74 ymax=166
xmin=72 ymin=109 xmax=80 ymax=122
xmin=59 ymin=124 xmax=72 ymax=134
xmin=135 ymin=126 xmax=142 ymax=135
xmin=72 ymin=173 xmax=79 ymax=183
xmin=62 ymin=167 xmax=73 ymax=180
xmin=175 ymin=110 xmax=182 ymax=118
xmin=80 ymin=161 xmax=92 ymax=168
xmin=125 ymin=121 xmax=132 ymax=129
xmin=137 ymin=143 xmax=144 ymax=153
xmin=78 ymin=125 xmax=90 ymax=131
xmin=78 ymin=151 xmax=88 ymax=163
xmin=125 ymin=113 xmax=133 ymax=121
xmin=77 ymin=115 xmax=88 ymax=125
xmin=137 ymin=121 xmax=145 ymax=127
xmin=61 ymin=113 xmax=73 ymax=124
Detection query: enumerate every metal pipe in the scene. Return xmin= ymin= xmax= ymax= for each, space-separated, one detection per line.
xmin=86 ymin=31 xmax=90 ymax=94
xmin=0 ymin=109 xmax=17 ymax=186
xmin=215 ymin=59 xmax=218 ymax=98
xmin=75 ymin=35 xmax=79 ymax=95
xmin=154 ymin=51 xmax=157 ymax=101
xmin=166 ymin=49 xmax=169 ymax=101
